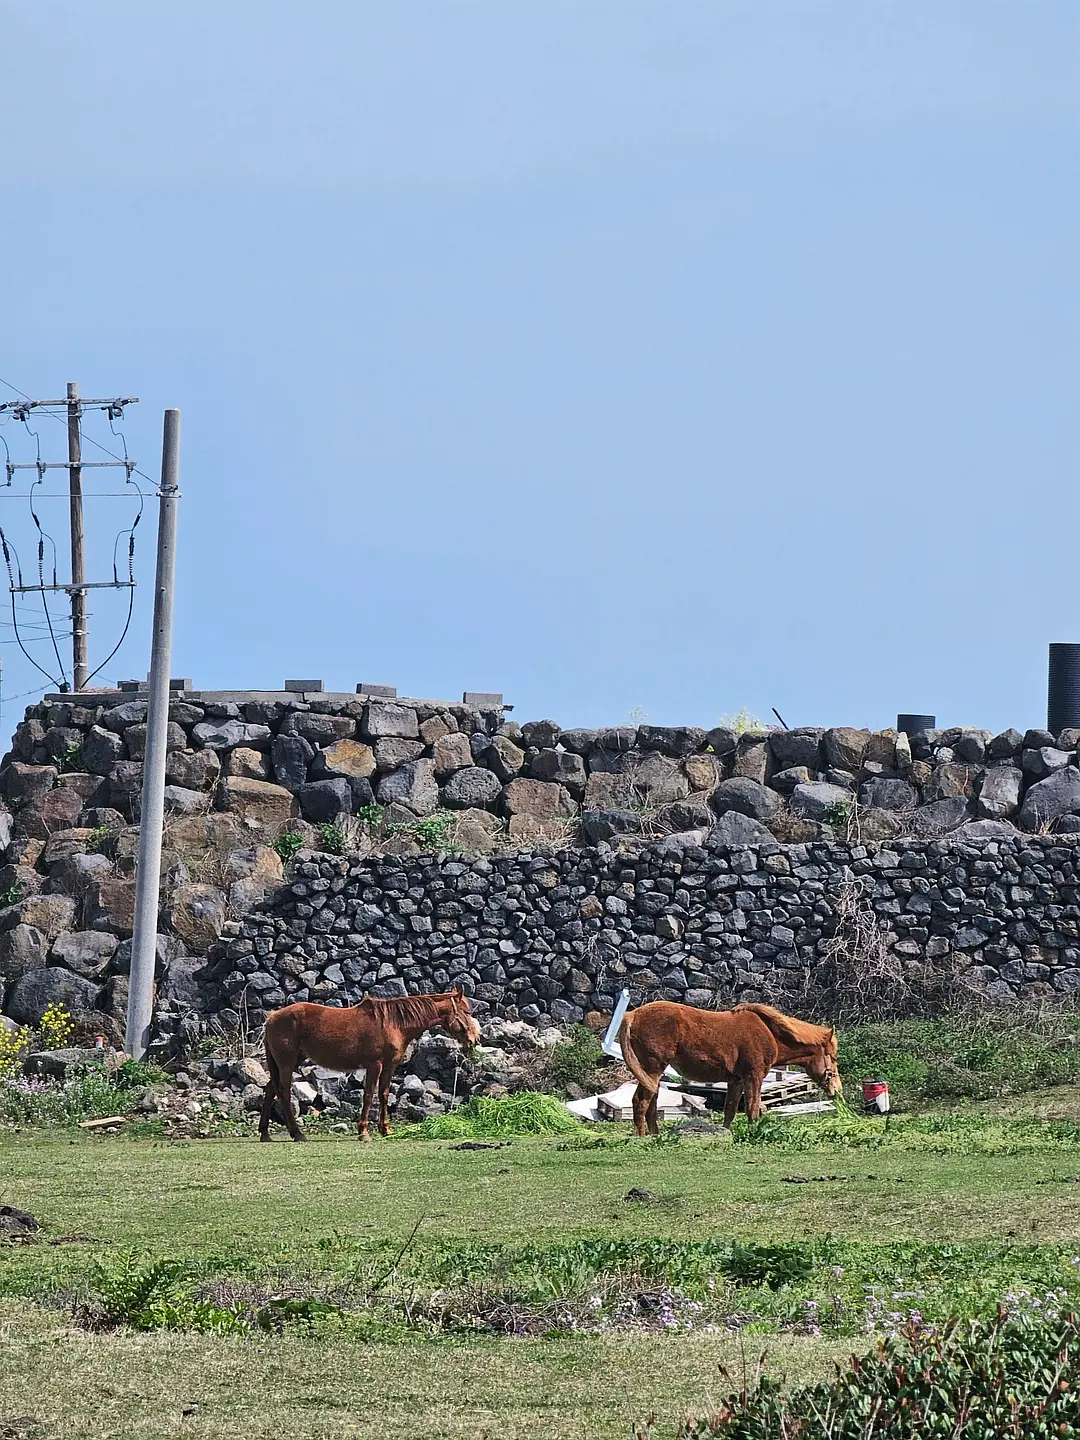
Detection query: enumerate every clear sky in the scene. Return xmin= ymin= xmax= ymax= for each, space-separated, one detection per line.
xmin=1 ymin=3 xmax=1076 ymax=736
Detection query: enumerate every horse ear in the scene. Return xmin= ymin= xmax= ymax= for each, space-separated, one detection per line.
xmin=451 ymin=985 xmax=462 ymax=997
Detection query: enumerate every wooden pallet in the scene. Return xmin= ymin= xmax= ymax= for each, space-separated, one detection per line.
xmin=593 ymin=1082 xmax=707 ymax=1123
xmin=670 ymin=1068 xmax=816 ymax=1114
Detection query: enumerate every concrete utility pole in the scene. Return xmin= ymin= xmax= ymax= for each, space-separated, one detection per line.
xmin=125 ymin=409 xmax=181 ymax=1060
xmin=66 ymin=382 xmax=88 ymax=691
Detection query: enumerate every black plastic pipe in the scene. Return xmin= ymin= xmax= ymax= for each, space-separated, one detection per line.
xmin=897 ymin=713 xmax=936 ymax=736
xmin=1048 ymin=644 xmax=1080 ymax=735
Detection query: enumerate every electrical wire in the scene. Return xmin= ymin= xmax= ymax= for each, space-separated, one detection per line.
xmin=0 ymin=528 xmax=65 ymax=690
xmin=0 ymin=373 xmax=154 ymax=485
xmin=4 ymin=682 xmax=53 ymax=703
xmin=26 ymin=451 xmax=68 ymax=687
xmin=86 ymin=525 xmax=137 ymax=687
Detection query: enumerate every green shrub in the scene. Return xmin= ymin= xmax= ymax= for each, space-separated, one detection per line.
xmin=272 ymin=829 xmax=305 ymax=862
xmin=546 ymin=1025 xmax=607 ymax=1093
xmin=656 ymin=1311 xmax=1080 ymax=1438
xmin=413 ymin=813 xmax=455 ymax=849
xmin=822 ymin=799 xmax=851 ymax=829
xmin=89 ymin=1253 xmax=245 ymax=1334
xmin=113 ymin=1058 xmax=168 ymax=1091
xmin=355 ymin=803 xmax=386 ymax=826
xmin=385 ymin=811 xmax=455 ymax=850
xmin=54 ymin=740 xmax=82 ymax=774
xmin=716 ymin=709 xmax=766 ymax=735
xmin=403 ymin=1092 xmax=580 ymax=1139
xmin=724 ymin=1241 xmax=814 ymax=1291
xmin=317 ymin=822 xmax=346 ymax=855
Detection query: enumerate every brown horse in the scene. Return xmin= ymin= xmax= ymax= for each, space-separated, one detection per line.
xmin=259 ymin=987 xmax=481 ymax=1142
xmin=618 ymin=1000 xmax=842 ymax=1137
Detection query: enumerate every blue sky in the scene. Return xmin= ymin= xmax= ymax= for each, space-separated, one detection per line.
xmin=1 ymin=3 xmax=1076 ymax=735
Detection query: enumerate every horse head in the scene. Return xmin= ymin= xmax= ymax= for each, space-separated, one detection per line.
xmin=802 ymin=1027 xmax=843 ymax=1097
xmin=442 ymin=986 xmax=482 ymax=1049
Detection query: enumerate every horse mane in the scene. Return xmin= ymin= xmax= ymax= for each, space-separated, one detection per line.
xmin=733 ymin=1003 xmax=833 ymax=1051
xmin=358 ymin=992 xmax=447 ymax=1028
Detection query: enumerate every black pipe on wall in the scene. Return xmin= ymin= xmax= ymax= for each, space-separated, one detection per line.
xmin=1048 ymin=644 xmax=1080 ymax=735
xmin=897 ymin=713 xmax=936 ymax=736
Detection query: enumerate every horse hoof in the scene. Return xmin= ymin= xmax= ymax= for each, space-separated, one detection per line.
xmin=291 ymin=1133 xmax=308 ymax=1143
xmin=259 ymin=1134 xmax=271 ymax=1143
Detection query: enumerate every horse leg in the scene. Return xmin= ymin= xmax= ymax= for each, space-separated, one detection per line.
xmin=744 ymin=1071 xmax=766 ymax=1125
xmin=377 ymin=1062 xmax=396 ymax=1137
xmin=259 ymin=1048 xmax=282 ymax=1141
xmin=723 ymin=1078 xmax=744 ymax=1130
xmin=258 ymin=1079 xmax=277 ymax=1142
xmin=275 ymin=1059 xmax=307 ymax=1142
xmin=645 ymin=1090 xmax=660 ymax=1136
xmin=631 ymin=1082 xmax=657 ymax=1138
xmin=358 ymin=1062 xmax=382 ymax=1141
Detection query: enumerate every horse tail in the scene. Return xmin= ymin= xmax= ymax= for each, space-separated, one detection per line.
xmin=618 ymin=1009 xmax=659 ymax=1096
xmin=263 ymin=1018 xmax=282 ymax=1087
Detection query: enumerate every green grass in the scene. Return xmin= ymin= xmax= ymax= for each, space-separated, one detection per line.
xmin=839 ymin=1010 xmax=1080 ymax=1103
xmin=3 ymin=1109 xmax=1080 ymax=1438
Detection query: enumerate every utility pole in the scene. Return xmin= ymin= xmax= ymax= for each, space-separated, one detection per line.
xmin=0 ymin=385 xmax=139 ymax=692
xmin=126 ymin=409 xmax=181 ymax=1060
xmin=66 ymin=382 xmax=88 ymax=691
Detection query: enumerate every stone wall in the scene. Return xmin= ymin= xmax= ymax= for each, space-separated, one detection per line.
xmin=4 ymin=688 xmax=1080 ymax=1048
xmin=200 ymin=832 xmax=1080 ymax=1033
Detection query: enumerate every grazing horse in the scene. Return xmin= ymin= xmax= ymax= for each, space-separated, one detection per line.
xmin=259 ymin=987 xmax=481 ymax=1142
xmin=618 ymin=1000 xmax=842 ymax=1137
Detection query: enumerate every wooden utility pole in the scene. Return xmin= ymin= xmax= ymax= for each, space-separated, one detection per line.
xmin=0 ymin=384 xmax=139 ymax=692
xmin=66 ymin=381 xmax=88 ymax=691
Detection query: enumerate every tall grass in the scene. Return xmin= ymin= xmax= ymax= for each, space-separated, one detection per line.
xmin=839 ymin=1009 xmax=1080 ymax=1101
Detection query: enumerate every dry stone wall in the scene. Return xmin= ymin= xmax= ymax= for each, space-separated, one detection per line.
xmin=202 ymin=832 xmax=1080 ymax=1032
xmin=3 ymin=689 xmax=1080 ymax=1048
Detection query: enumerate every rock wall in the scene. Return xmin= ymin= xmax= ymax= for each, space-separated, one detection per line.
xmin=201 ymin=832 xmax=1080 ymax=1033
xmin=4 ymin=688 xmax=1080 ymax=1048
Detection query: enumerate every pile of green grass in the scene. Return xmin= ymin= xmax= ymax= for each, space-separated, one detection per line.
xmin=403 ymin=1091 xmax=581 ymax=1139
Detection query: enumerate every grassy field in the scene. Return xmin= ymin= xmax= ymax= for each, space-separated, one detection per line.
xmin=3 ymin=1100 xmax=1080 ymax=1440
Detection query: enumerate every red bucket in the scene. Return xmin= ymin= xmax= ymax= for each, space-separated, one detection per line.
xmin=862 ymin=1080 xmax=890 ymax=1114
